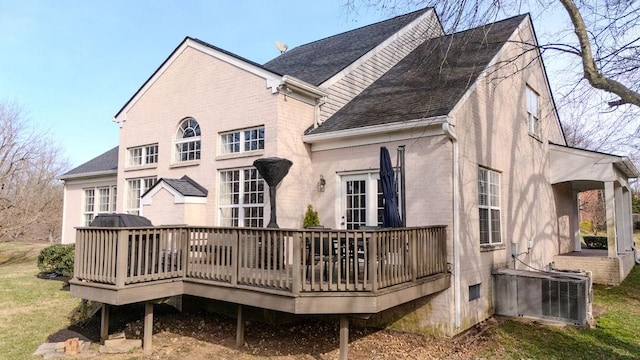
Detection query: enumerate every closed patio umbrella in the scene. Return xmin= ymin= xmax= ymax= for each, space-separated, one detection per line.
xmin=380 ymin=146 xmax=402 ymax=228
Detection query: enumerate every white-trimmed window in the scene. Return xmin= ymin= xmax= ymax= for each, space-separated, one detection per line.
xmin=478 ymin=167 xmax=501 ymax=245
xmin=83 ymin=186 xmax=117 ymax=226
xmin=175 ymin=118 xmax=201 ymax=162
xmin=83 ymin=189 xmax=95 ymax=226
xmin=218 ymin=168 xmax=264 ymax=227
xmin=126 ymin=177 xmax=156 ymax=215
xmin=526 ymin=86 xmax=540 ymax=138
xmin=220 ymin=126 xmax=265 ymax=155
xmin=128 ymin=144 xmax=158 ymax=166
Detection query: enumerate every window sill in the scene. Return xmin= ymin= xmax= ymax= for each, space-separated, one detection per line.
xmin=170 ymin=160 xmax=201 ymax=169
xmin=480 ymin=243 xmax=506 ymax=252
xmin=216 ymin=150 xmax=264 ymax=161
xmin=124 ymin=164 xmax=158 ymax=172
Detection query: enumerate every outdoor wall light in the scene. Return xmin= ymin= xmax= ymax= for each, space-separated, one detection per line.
xmin=317 ymin=175 xmax=326 ymax=192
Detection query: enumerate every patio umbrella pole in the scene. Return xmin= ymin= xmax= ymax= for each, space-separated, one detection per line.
xmin=398 ymin=145 xmax=406 ymax=227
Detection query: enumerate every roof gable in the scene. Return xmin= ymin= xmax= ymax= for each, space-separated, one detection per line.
xmin=59 ymin=146 xmax=118 ymax=179
xmin=114 ymin=37 xmax=282 ymax=122
xmin=307 ymin=14 xmax=527 ymax=135
xmin=263 ymin=8 xmax=433 ymax=86
xmin=145 ymin=175 xmax=208 ymax=198
xmin=142 ymin=175 xmax=208 ymax=206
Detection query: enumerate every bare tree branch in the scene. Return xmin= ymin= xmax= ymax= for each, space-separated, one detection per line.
xmin=559 ymin=0 xmax=640 ymax=107
xmin=0 ymin=101 xmax=68 ymax=242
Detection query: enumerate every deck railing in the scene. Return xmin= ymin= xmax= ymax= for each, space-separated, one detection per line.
xmin=74 ymin=225 xmax=447 ymax=294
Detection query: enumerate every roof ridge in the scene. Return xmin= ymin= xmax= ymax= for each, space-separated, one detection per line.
xmin=287 ymin=7 xmax=432 ymax=51
xmin=446 ymin=13 xmax=528 ymax=37
xmin=180 ymin=175 xmax=209 ymax=196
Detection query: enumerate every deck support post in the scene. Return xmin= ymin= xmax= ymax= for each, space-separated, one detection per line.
xmin=100 ymin=303 xmax=109 ymax=341
xmin=236 ymin=304 xmax=245 ymax=347
xmin=339 ymin=315 xmax=349 ymax=360
xmin=143 ymin=302 xmax=153 ymax=352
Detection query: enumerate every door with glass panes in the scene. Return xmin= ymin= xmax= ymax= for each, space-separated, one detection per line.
xmin=340 ymin=174 xmax=384 ymax=230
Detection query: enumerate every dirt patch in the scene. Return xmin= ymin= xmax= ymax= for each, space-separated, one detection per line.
xmin=54 ymin=305 xmax=499 ymax=359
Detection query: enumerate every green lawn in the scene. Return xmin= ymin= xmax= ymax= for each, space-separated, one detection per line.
xmin=1 ymin=241 xmax=640 ymax=359
xmin=0 ymin=242 xmax=81 ymax=360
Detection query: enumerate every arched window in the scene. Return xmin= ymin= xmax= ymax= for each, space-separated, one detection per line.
xmin=175 ymin=118 xmax=201 ymax=162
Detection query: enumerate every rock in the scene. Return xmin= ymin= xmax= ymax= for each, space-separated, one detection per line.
xmin=108 ymin=331 xmax=126 ymax=340
xmin=33 ymin=343 xmax=57 ymax=356
xmin=104 ymin=337 xmax=129 ymax=347
xmin=54 ymin=342 xmax=66 ymax=351
xmin=43 ymin=352 xmax=66 ymax=360
xmin=99 ymin=339 xmax=142 ymax=354
xmin=79 ymin=340 xmax=92 ymax=352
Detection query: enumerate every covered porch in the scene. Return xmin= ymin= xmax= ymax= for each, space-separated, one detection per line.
xmin=550 ymin=143 xmax=638 ymax=285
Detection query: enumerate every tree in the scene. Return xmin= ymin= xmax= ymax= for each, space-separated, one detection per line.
xmin=346 ymin=0 xmax=640 ymax=109
xmin=0 ymin=101 xmax=67 ymax=242
xmin=345 ymin=0 xmax=640 ymax=167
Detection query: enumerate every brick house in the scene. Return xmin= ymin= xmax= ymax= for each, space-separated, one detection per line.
xmin=60 ymin=7 xmax=638 ymax=344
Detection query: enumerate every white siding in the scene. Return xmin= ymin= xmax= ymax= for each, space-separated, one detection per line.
xmin=319 ymin=10 xmax=444 ymax=123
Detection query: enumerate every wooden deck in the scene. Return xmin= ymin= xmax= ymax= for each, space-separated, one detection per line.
xmin=70 ymin=226 xmax=450 ymax=315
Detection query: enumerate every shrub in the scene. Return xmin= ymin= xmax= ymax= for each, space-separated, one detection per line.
xmin=303 ymin=204 xmax=320 ymax=228
xmin=37 ymin=244 xmax=75 ymax=277
xmin=583 ymin=236 xmax=608 ymax=249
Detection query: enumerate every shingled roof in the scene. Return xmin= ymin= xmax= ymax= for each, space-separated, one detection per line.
xmin=147 ymin=175 xmax=208 ymax=198
xmin=307 ymin=14 xmax=528 ymax=135
xmin=263 ymin=8 xmax=432 ymax=86
xmin=59 ymin=146 xmax=118 ymax=179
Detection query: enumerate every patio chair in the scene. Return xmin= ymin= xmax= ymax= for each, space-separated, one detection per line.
xmin=305 ymin=232 xmax=338 ymax=281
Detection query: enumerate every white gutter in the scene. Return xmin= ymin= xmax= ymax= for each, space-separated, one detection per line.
xmin=281 ymin=75 xmax=328 ymax=98
xmin=57 ymin=170 xmax=118 ymax=181
xmin=442 ymin=121 xmax=461 ymax=329
xmin=303 ymin=116 xmax=448 ymax=144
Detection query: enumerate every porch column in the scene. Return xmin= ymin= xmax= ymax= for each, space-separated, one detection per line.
xmin=571 ymin=189 xmax=581 ymax=252
xmin=624 ymin=188 xmax=634 ymax=250
xmin=615 ymin=186 xmax=627 ymax=252
xmin=619 ymin=187 xmax=633 ymax=252
xmin=604 ymin=181 xmax=618 ymax=258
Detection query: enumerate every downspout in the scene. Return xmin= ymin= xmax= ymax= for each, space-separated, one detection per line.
xmin=314 ymin=97 xmax=326 ymax=129
xmin=442 ymin=121 xmax=461 ymax=329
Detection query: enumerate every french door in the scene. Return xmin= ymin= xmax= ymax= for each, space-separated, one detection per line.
xmin=341 ymin=174 xmax=382 ymax=230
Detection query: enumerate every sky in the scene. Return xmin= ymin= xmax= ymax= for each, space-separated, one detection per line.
xmin=0 ymin=1 xmax=570 ymax=170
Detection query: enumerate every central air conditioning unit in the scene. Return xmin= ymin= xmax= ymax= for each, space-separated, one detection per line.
xmin=493 ymin=268 xmax=592 ymax=326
